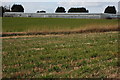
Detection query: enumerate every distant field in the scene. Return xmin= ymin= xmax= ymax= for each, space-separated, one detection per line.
xmin=2 ymin=32 xmax=119 ymax=78
xmin=2 ymin=17 xmax=118 ymax=32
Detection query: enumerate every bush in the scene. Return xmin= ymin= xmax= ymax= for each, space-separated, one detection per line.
xmin=68 ymin=7 xmax=89 ymax=13
xmin=104 ymin=6 xmax=116 ymax=14
xmin=11 ymin=4 xmax=24 ymax=12
xmin=55 ymin=7 xmax=66 ymax=13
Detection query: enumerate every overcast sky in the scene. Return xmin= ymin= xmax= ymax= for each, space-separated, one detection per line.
xmin=1 ymin=0 xmax=120 ymax=13
xmin=1 ymin=0 xmax=119 ymax=2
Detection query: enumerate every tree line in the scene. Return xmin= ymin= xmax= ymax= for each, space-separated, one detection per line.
xmin=0 ymin=4 xmax=24 ymax=17
xmin=0 ymin=4 xmax=117 ymax=17
xmin=55 ymin=7 xmax=89 ymax=13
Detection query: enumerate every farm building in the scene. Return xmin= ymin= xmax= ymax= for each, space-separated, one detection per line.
xmin=3 ymin=12 xmax=118 ymax=19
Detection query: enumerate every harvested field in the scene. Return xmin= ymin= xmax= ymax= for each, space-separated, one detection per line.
xmin=2 ymin=32 xmax=119 ymax=78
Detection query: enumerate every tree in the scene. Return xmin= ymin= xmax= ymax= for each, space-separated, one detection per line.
xmin=0 ymin=6 xmax=4 ymax=17
xmin=104 ymin=6 xmax=116 ymax=14
xmin=37 ymin=10 xmax=46 ymax=13
xmin=0 ymin=5 xmax=11 ymax=17
xmin=3 ymin=5 xmax=11 ymax=12
xmin=11 ymin=4 xmax=24 ymax=12
xmin=68 ymin=7 xmax=89 ymax=13
xmin=55 ymin=7 xmax=66 ymax=13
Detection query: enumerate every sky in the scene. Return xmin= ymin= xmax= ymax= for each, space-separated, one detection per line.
xmin=1 ymin=0 xmax=120 ymax=13
xmin=1 ymin=0 xmax=119 ymax=2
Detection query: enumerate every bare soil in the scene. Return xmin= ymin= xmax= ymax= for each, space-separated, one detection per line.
xmin=1 ymin=27 xmax=119 ymax=38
